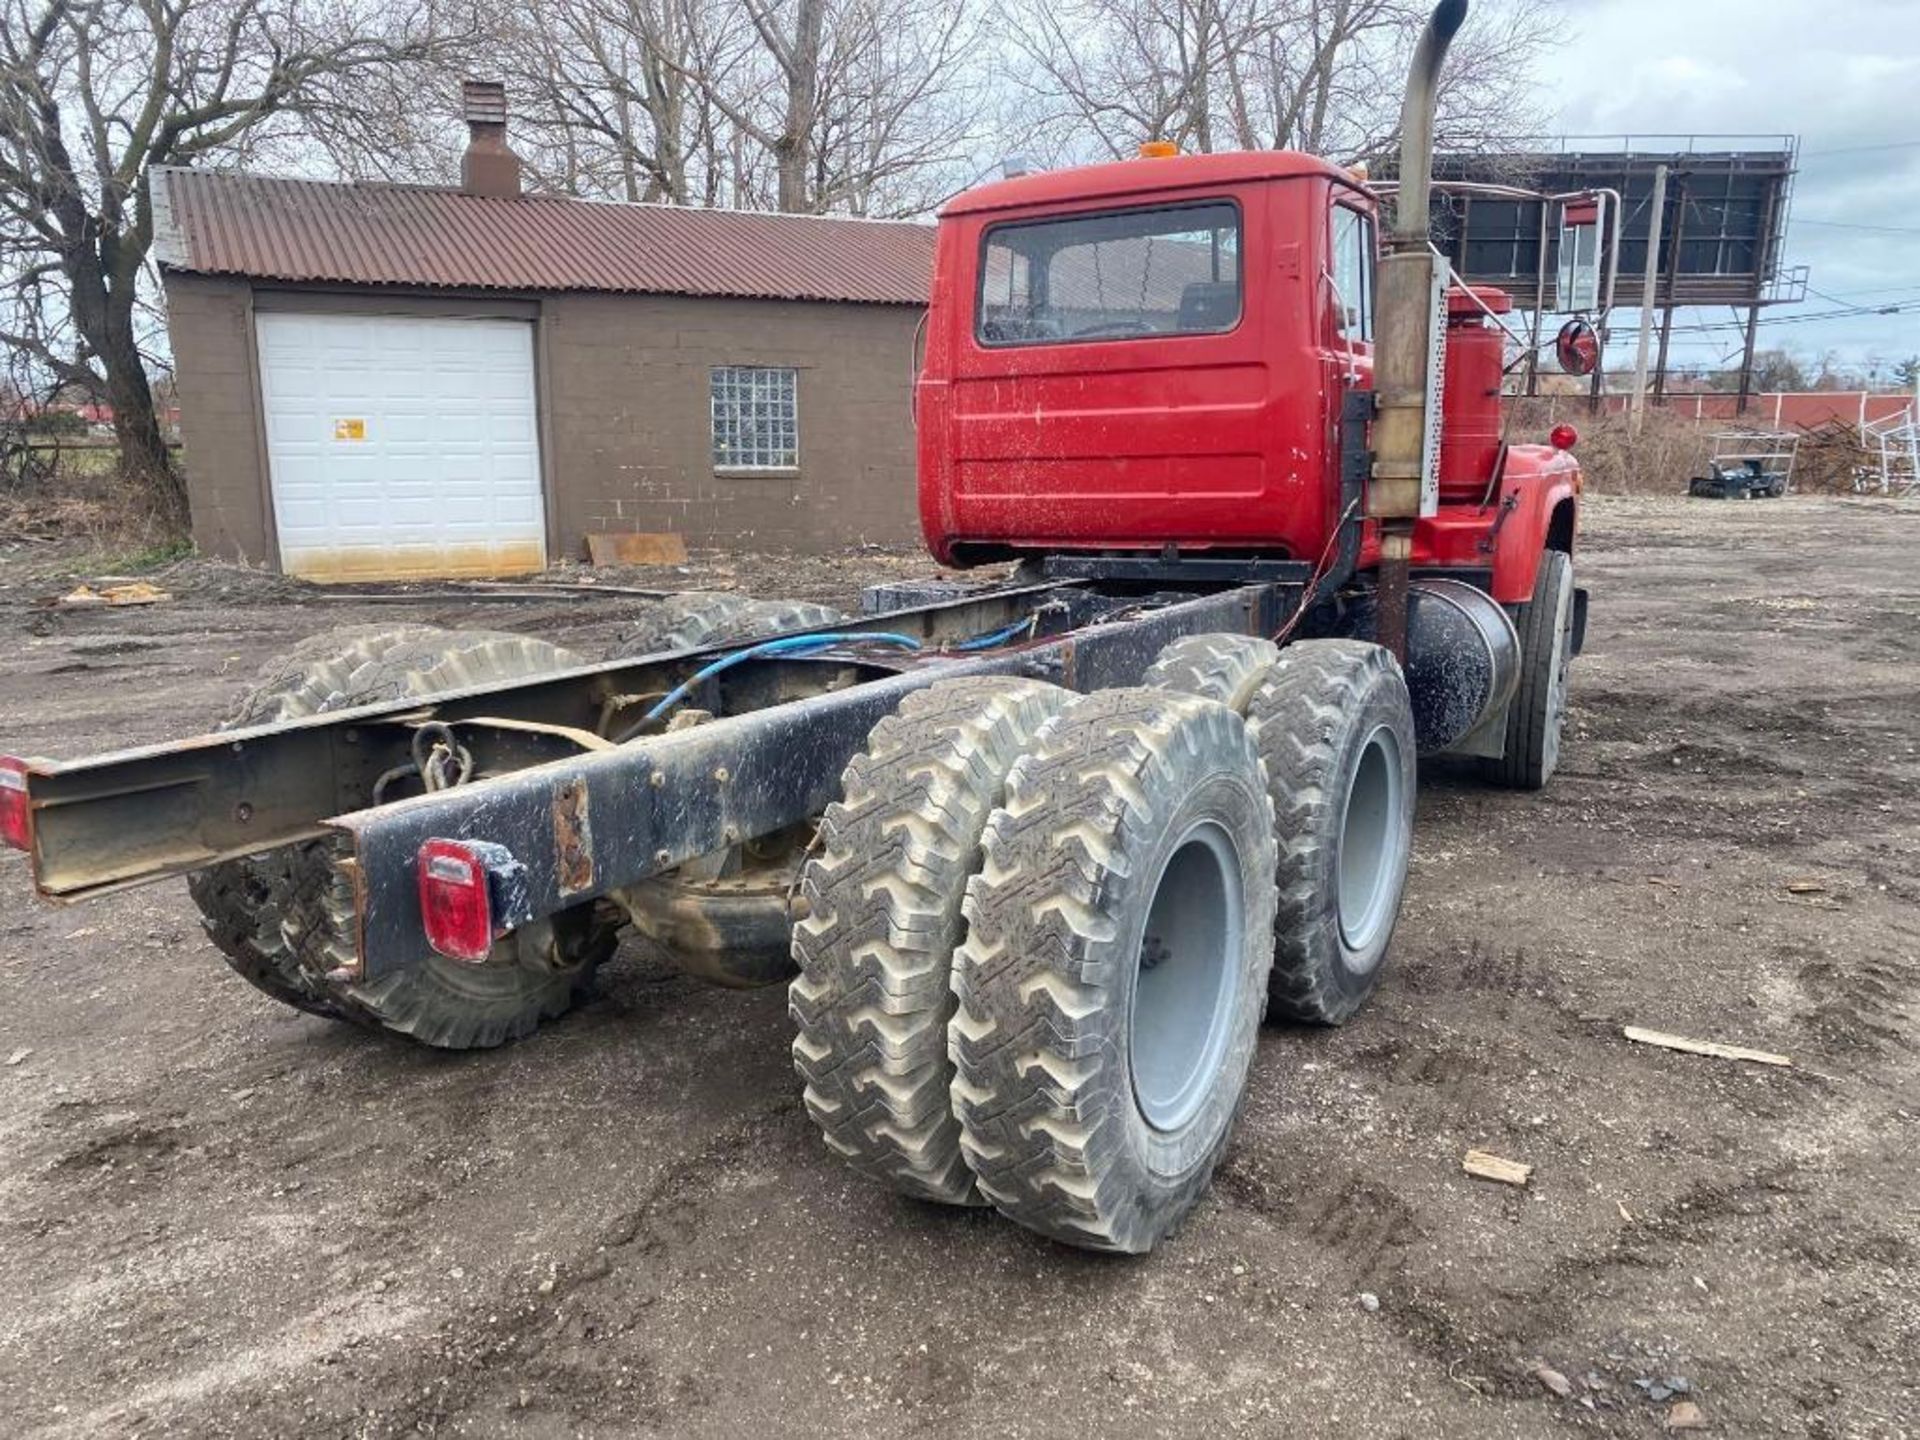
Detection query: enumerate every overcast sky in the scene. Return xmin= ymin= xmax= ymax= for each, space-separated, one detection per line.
xmin=1533 ymin=0 xmax=1920 ymax=380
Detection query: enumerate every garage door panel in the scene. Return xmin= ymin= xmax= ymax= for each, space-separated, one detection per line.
xmin=487 ymin=413 xmax=538 ymax=445
xmin=258 ymin=313 xmax=545 ymax=582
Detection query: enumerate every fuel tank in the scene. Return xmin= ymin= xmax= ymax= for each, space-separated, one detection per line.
xmin=1327 ymin=577 xmax=1520 ymax=753
xmin=1438 ymin=287 xmax=1511 ymax=504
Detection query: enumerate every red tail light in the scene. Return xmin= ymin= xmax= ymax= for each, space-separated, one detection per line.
xmin=417 ymin=838 xmax=529 ymax=962
xmin=0 ymin=757 xmax=31 ymax=853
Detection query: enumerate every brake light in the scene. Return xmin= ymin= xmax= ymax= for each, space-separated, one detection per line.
xmin=1549 ymin=424 xmax=1578 ymax=451
xmin=0 ymin=757 xmax=31 ymax=853
xmin=417 ymin=838 xmax=529 ymax=962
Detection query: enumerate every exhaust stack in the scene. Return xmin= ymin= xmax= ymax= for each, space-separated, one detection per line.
xmin=1369 ymin=0 xmax=1468 ymax=659
xmin=1389 ymin=0 xmax=1468 ymax=246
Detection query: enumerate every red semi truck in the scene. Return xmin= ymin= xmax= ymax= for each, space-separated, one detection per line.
xmin=920 ymin=148 xmax=1583 ymax=622
xmin=1 ymin=0 xmax=1589 ymax=1252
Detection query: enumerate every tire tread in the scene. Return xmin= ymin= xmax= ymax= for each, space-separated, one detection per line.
xmin=791 ymin=677 xmax=1071 ymax=1204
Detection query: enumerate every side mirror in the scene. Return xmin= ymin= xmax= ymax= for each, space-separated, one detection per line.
xmin=1555 ymin=318 xmax=1601 ymax=376
xmin=1555 ymin=192 xmax=1610 ymax=315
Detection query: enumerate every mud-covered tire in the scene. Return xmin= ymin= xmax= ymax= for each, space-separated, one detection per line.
xmin=1246 ymin=640 xmax=1416 ymax=1026
xmin=609 ymin=592 xmax=757 ymax=657
xmin=790 ymin=677 xmax=1072 ymax=1205
xmin=188 ymin=854 xmax=360 ymax=1021
xmin=1145 ymin=633 xmax=1281 ymax=713
xmin=193 ymin=629 xmax=621 ymax=1047
xmin=226 ymin=624 xmax=443 ymax=727
xmin=189 ymin=625 xmax=454 ymax=1018
xmin=1482 ymin=550 xmax=1574 ymax=791
xmin=279 ymin=846 xmax=617 ymax=1048
xmin=298 ymin=632 xmax=618 ymax=1046
xmin=342 ymin=632 xmax=588 ymax=703
xmin=725 ymin=597 xmax=846 ymax=640
xmin=949 ymin=689 xmax=1278 ymax=1252
xmin=609 ymin=592 xmax=846 ymax=659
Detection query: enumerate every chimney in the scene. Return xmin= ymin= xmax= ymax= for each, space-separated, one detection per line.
xmin=460 ymin=80 xmax=521 ymax=199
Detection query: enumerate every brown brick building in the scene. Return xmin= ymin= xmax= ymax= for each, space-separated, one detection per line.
xmin=153 ymin=97 xmax=933 ymax=581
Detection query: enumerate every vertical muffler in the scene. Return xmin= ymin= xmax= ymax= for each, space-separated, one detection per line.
xmin=1370 ymin=0 xmax=1469 ymax=659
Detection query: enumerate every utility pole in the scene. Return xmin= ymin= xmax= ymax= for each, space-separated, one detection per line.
xmin=1652 ymin=176 xmax=1689 ymax=403
xmin=1628 ymin=164 xmax=1668 ymax=436
xmin=1735 ymin=302 xmax=1762 ymax=417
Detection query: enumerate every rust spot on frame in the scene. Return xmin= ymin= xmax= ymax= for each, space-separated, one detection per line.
xmin=553 ymin=778 xmax=594 ymax=898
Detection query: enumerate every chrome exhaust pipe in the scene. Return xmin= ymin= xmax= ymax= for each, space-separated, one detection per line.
xmin=1390 ymin=0 xmax=1469 ymax=243
xmin=1371 ymin=1 xmax=1468 ymax=661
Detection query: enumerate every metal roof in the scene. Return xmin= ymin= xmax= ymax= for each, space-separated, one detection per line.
xmin=153 ymin=168 xmax=934 ymax=306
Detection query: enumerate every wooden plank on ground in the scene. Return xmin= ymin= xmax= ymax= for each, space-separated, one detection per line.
xmin=586 ymin=532 xmax=688 ymax=566
xmin=1463 ymin=1150 xmax=1533 ymax=1186
xmin=1623 ymin=1025 xmax=1791 ymax=1067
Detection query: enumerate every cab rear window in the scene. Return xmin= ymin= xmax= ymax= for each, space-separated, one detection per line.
xmin=977 ymin=201 xmax=1242 ymax=347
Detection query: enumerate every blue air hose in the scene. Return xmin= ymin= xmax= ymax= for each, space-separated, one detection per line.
xmin=640 ymin=631 xmax=923 ymax=724
xmin=640 ymin=614 xmax=1041 ymax=727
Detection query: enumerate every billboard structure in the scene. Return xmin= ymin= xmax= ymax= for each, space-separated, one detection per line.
xmin=1414 ymin=137 xmax=1804 ymax=408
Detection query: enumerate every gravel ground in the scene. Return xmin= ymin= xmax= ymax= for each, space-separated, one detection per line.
xmin=0 ymin=495 xmax=1915 ymax=1438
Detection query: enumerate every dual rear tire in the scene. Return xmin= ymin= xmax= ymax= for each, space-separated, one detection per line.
xmin=791 ymin=639 xmax=1417 ymax=1252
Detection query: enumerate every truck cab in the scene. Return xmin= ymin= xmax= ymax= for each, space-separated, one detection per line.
xmin=916 ymin=148 xmax=1582 ymax=610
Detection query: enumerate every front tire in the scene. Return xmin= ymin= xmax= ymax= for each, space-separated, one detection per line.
xmin=1483 ymin=549 xmax=1575 ymax=791
xmin=949 ymin=689 xmax=1278 ymax=1253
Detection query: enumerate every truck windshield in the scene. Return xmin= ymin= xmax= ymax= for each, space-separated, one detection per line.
xmin=977 ymin=201 xmax=1242 ymax=347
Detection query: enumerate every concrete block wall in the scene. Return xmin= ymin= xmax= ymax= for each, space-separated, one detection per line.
xmin=162 ymin=274 xmax=927 ymax=570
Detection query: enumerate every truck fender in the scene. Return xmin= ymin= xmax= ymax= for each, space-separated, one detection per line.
xmin=1488 ymin=461 xmax=1579 ymax=604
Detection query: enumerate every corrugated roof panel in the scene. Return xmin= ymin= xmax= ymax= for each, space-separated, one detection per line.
xmin=156 ymin=169 xmax=935 ymax=306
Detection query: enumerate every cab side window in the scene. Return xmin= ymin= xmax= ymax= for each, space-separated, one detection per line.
xmin=1331 ymin=205 xmax=1376 ymax=342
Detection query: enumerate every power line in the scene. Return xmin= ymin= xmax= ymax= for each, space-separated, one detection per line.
xmin=1794 ymin=219 xmax=1920 ymax=235
xmin=1595 ymin=300 xmax=1920 ymax=339
xmin=1804 ymin=282 xmax=1920 ymax=299
xmin=1807 ymin=283 xmax=1920 ymax=308
xmin=1801 ymin=139 xmax=1920 ymax=157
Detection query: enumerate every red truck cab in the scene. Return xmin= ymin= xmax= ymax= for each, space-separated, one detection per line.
xmin=916 ymin=149 xmax=1580 ymax=607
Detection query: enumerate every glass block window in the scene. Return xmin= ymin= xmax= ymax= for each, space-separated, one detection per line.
xmin=710 ymin=366 xmax=799 ymax=469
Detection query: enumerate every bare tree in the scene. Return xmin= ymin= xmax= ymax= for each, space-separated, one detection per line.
xmin=461 ymin=0 xmax=757 ymax=205
xmin=469 ymin=0 xmax=981 ymax=216
xmin=997 ymin=0 xmax=1554 ymax=169
xmin=0 ymin=0 xmax=448 ymax=525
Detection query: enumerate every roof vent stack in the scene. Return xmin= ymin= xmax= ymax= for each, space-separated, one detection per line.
xmin=460 ymin=80 xmax=521 ymax=199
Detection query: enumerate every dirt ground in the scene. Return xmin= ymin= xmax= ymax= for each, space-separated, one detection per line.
xmin=0 ymin=495 xmax=1915 ymax=1439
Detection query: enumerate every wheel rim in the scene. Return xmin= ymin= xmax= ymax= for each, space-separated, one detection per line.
xmin=1129 ymin=820 xmax=1244 ymax=1133
xmin=1336 ymin=725 xmax=1407 ymax=962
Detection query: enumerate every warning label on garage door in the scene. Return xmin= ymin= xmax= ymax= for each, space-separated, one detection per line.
xmin=333 ymin=418 xmax=366 ymax=442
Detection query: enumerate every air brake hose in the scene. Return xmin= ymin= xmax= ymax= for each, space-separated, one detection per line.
xmin=639 ymin=615 xmax=1041 ymax=727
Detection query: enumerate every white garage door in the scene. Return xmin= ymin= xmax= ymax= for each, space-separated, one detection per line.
xmin=256 ymin=312 xmax=546 ymax=582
